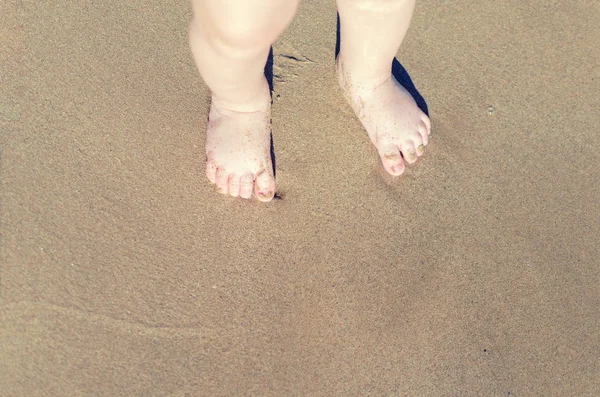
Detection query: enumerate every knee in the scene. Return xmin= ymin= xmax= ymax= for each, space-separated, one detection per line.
xmin=191 ymin=0 xmax=299 ymax=51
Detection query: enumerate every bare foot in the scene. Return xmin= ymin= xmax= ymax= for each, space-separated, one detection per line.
xmin=337 ymin=58 xmax=431 ymax=176
xmin=205 ymin=97 xmax=276 ymax=202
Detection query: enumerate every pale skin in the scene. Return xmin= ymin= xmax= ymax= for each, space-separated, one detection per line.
xmin=189 ymin=0 xmax=431 ymax=201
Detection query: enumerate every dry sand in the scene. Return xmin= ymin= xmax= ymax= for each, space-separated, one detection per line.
xmin=1 ymin=0 xmax=599 ymax=395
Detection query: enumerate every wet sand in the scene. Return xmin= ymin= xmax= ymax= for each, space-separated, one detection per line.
xmin=1 ymin=0 xmax=599 ymax=395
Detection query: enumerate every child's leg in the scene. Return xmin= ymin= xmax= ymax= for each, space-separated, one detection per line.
xmin=189 ymin=0 xmax=299 ymax=201
xmin=336 ymin=0 xmax=431 ymax=176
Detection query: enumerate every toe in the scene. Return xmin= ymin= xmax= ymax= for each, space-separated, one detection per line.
xmin=254 ymin=169 xmax=275 ymax=202
xmin=401 ymin=141 xmax=418 ymax=164
xmin=379 ymin=144 xmax=405 ymax=176
xmin=215 ymin=168 xmax=229 ymax=194
xmin=228 ymin=174 xmax=241 ymax=197
xmin=421 ymin=114 xmax=431 ymax=135
xmin=239 ymin=173 xmax=254 ymax=199
xmin=418 ymin=121 xmax=429 ymax=146
xmin=206 ymin=160 xmax=217 ymax=183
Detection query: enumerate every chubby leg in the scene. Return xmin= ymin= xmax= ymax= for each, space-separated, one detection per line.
xmin=336 ymin=0 xmax=431 ymax=176
xmin=189 ymin=0 xmax=299 ymax=201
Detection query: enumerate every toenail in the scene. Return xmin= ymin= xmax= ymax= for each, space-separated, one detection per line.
xmin=258 ymin=191 xmax=273 ymax=199
xmin=418 ymin=144 xmax=424 ymax=154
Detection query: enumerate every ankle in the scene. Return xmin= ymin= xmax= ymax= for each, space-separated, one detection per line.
xmin=211 ymin=95 xmax=270 ymax=114
xmin=211 ymin=79 xmax=271 ymax=114
xmin=336 ymin=54 xmax=390 ymax=93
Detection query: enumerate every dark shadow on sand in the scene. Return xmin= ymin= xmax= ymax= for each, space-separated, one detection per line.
xmin=264 ymin=48 xmax=283 ymax=199
xmin=334 ymin=14 xmax=429 ymax=116
xmin=264 ymin=48 xmax=277 ymax=180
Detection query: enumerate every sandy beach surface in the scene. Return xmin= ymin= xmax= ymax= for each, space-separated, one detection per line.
xmin=2 ymin=0 xmax=599 ymax=395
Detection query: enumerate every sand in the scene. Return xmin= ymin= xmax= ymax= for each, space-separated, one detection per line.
xmin=1 ymin=0 xmax=599 ymax=395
